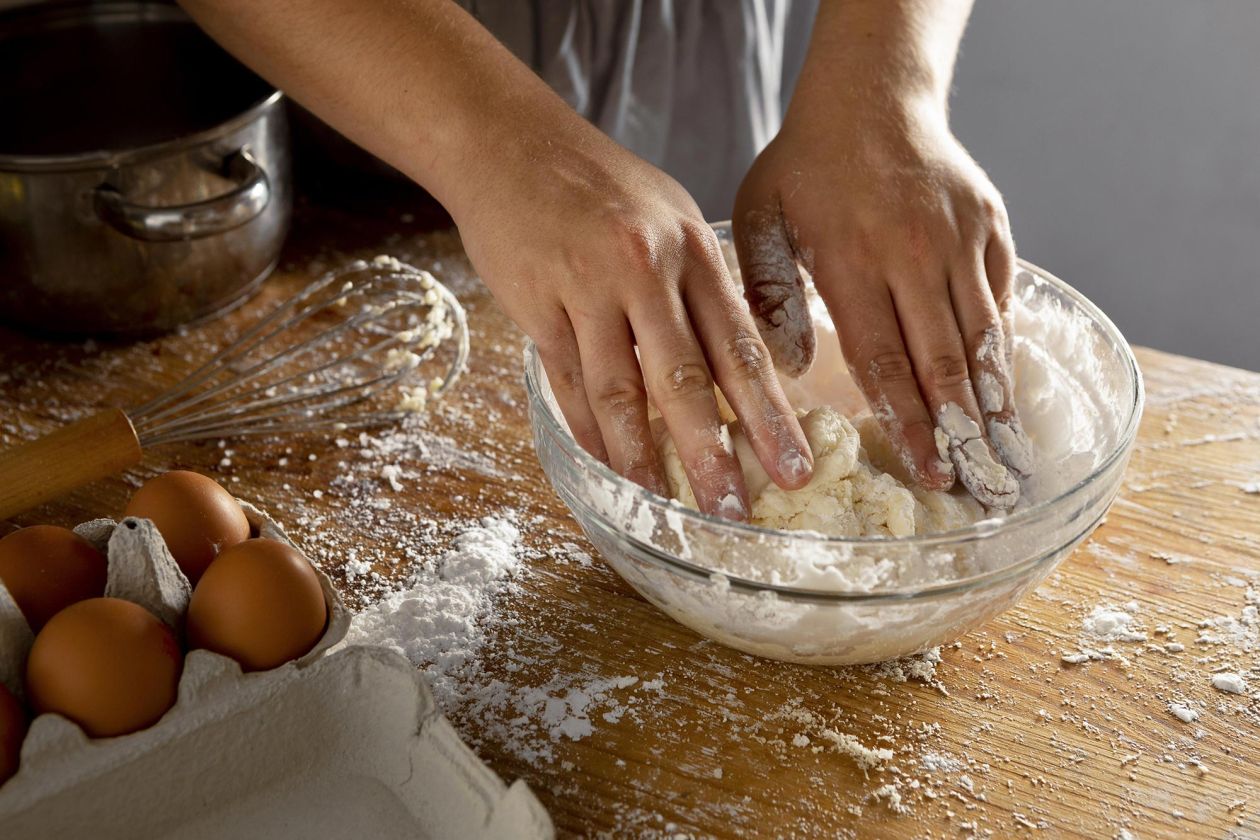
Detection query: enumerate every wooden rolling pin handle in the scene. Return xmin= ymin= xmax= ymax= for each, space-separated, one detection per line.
xmin=0 ymin=408 xmax=143 ymax=520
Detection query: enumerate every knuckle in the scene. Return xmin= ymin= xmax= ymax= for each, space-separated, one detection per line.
xmin=903 ymin=222 xmax=934 ymax=264
xmin=926 ymin=353 xmax=971 ymax=387
xmin=592 ymin=376 xmax=647 ymax=416
xmin=614 ymin=222 xmax=661 ymax=275
xmin=970 ymin=326 xmax=1006 ymax=365
xmin=680 ymin=220 xmax=725 ymax=267
xmin=531 ymin=323 xmax=571 ymax=359
xmin=866 ymin=350 xmax=917 ymax=385
xmin=743 ymin=409 xmax=797 ymax=444
xmin=691 ymin=441 xmax=735 ymax=477
xmin=902 ymin=416 xmax=938 ymax=443
xmin=659 ymin=362 xmax=713 ymax=400
xmin=983 ymin=196 xmax=1009 ymax=227
xmin=558 ymin=244 xmax=592 ymax=280
xmin=537 ymin=349 xmax=583 ymax=393
xmin=989 ymin=271 xmax=1013 ymax=302
xmin=723 ymin=331 xmax=772 ymax=379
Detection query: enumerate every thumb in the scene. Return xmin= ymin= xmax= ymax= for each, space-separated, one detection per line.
xmin=732 ymin=205 xmax=816 ymax=378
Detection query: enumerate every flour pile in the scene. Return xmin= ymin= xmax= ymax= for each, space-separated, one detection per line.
xmin=345 ymin=516 xmax=523 ymax=706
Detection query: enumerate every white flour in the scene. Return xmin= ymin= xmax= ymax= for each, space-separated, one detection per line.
xmin=1082 ymin=603 xmax=1148 ymax=642
xmin=1168 ymin=701 xmax=1200 ymax=723
xmin=1196 ymin=587 xmax=1259 ymax=651
xmin=344 ymin=516 xmax=524 ymax=707
xmin=1211 ymin=672 xmax=1247 ymax=694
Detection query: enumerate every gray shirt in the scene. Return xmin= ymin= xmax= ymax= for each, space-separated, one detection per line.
xmin=458 ymin=0 xmax=817 ymax=219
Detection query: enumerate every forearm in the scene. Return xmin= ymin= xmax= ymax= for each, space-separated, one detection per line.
xmin=178 ymin=0 xmax=591 ymax=220
xmin=786 ymin=0 xmax=974 ymax=130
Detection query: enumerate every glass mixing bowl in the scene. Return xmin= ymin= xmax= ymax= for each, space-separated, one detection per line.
xmin=524 ymin=225 xmax=1143 ymax=665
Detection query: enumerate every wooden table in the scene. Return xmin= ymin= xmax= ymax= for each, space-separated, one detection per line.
xmin=2 ymin=197 xmax=1258 ymax=839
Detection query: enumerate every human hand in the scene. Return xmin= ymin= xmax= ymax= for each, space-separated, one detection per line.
xmin=452 ymin=121 xmax=813 ymax=520
xmin=733 ymin=101 xmax=1032 ymax=508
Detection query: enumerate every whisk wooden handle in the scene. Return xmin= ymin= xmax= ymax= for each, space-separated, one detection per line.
xmin=0 ymin=409 xmax=142 ymax=520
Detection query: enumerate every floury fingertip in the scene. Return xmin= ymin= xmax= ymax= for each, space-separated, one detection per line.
xmin=777 ymin=449 xmax=813 ymax=485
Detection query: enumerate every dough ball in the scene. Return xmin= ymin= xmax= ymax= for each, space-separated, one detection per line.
xmin=659 ymin=407 xmax=985 ymax=538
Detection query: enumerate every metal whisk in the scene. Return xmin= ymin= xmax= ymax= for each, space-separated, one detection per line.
xmin=0 ymin=257 xmax=469 ymax=519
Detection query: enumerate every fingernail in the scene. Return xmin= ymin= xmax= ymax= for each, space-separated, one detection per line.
xmin=714 ymin=492 xmax=748 ymax=522
xmin=927 ymin=454 xmax=955 ymax=486
xmin=777 ymin=449 xmax=813 ymax=485
xmin=927 ymin=427 xmax=955 ymax=486
xmin=977 ymin=370 xmax=1005 ymax=415
xmin=987 ymin=416 xmax=1035 ymax=477
xmin=937 ymin=402 xmax=1019 ymax=508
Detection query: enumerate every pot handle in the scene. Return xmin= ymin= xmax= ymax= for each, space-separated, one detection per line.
xmin=93 ymin=149 xmax=271 ymax=242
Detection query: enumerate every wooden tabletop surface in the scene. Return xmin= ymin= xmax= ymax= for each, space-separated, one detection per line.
xmin=2 ymin=195 xmax=1258 ymax=839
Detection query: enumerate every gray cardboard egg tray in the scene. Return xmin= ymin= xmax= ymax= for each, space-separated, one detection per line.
xmin=0 ymin=501 xmax=553 ymax=839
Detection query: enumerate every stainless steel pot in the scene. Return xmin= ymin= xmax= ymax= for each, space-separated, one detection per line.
xmin=0 ymin=1 xmax=291 ymax=337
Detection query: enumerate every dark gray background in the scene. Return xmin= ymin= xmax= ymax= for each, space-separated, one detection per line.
xmin=951 ymin=0 xmax=1259 ymax=369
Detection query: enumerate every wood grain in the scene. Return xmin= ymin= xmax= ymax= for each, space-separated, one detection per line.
xmin=1 ymin=200 xmax=1256 ymax=839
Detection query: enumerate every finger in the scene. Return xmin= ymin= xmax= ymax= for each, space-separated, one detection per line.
xmin=890 ymin=271 xmax=1019 ymax=508
xmin=570 ymin=308 xmax=669 ymax=496
xmin=951 ymin=240 xmax=1036 ymax=477
xmin=534 ymin=317 xmax=608 ymax=464
xmin=629 ymin=297 xmax=749 ymax=521
xmin=732 ymin=204 xmax=816 ymax=377
xmin=683 ymin=260 xmax=814 ymax=491
xmin=987 ymin=223 xmax=1018 ymax=369
xmin=818 ymin=271 xmax=954 ymax=491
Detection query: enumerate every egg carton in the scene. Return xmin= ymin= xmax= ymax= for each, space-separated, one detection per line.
xmin=0 ymin=501 xmax=552 ymax=839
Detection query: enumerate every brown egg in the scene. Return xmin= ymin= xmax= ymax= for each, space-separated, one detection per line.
xmin=26 ymin=598 xmax=182 ymax=739
xmin=0 ymin=525 xmax=109 ymax=632
xmin=123 ymin=470 xmax=250 ymax=585
xmin=0 ymin=683 xmax=24 ymax=785
xmin=187 ymin=538 xmax=327 ymax=672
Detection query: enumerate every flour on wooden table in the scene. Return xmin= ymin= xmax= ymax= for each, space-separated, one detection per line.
xmin=345 ymin=516 xmax=524 ymax=706
xmin=1082 ymin=602 xmax=1148 ymax=642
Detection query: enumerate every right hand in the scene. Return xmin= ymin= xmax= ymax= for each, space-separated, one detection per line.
xmin=448 ymin=122 xmax=814 ymax=520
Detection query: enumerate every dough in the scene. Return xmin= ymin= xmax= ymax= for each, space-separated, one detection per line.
xmin=658 ymin=407 xmax=985 ymax=538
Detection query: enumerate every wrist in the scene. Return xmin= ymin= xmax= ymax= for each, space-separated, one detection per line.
xmin=779 ymin=87 xmax=950 ymax=158
xmin=406 ymin=87 xmax=605 ymax=227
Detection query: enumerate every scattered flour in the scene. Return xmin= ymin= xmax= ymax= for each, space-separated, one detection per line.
xmin=343 ymin=513 xmax=673 ymax=765
xmin=869 ymin=783 xmax=907 ymax=813
xmin=517 ymin=674 xmax=641 ymax=741
xmin=820 ymin=730 xmax=894 ymax=772
xmin=920 ymin=752 xmax=963 ymax=773
xmin=345 ymin=516 xmax=524 ymax=706
xmin=1210 ymin=672 xmax=1248 ymax=695
xmin=1168 ymin=702 xmax=1199 ymax=723
xmin=380 ymin=464 xmax=404 ymax=492
xmin=1082 ymin=603 xmax=1148 ymax=642
xmin=770 ymin=699 xmax=895 ymax=772
xmin=1195 ymin=587 xmax=1259 ymax=652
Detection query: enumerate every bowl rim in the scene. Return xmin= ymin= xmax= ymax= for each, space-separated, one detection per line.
xmin=524 ymin=252 xmax=1144 ymax=597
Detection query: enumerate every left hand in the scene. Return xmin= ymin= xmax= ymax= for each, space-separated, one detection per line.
xmin=733 ymin=99 xmax=1033 ymax=508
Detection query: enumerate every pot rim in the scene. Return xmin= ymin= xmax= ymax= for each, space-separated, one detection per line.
xmin=0 ymin=90 xmax=285 ymax=174
xmin=0 ymin=0 xmax=284 ymax=173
